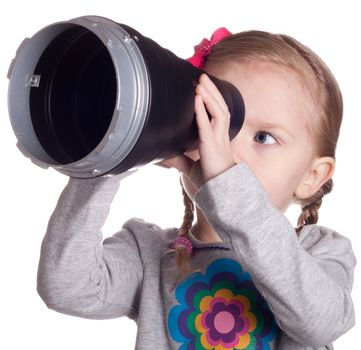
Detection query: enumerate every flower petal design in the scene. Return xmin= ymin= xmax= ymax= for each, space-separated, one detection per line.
xmin=168 ymin=258 xmax=279 ymax=349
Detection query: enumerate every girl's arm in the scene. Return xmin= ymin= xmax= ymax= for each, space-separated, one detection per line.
xmin=37 ymin=171 xmax=143 ymax=320
xmin=194 ymin=162 xmax=356 ymax=348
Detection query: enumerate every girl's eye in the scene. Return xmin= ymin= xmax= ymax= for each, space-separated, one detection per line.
xmin=254 ymin=131 xmax=277 ymax=145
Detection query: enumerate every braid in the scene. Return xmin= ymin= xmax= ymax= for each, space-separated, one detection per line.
xmin=174 ymin=178 xmax=196 ymax=278
xmin=178 ymin=178 xmax=194 ymax=236
xmin=295 ymin=179 xmax=333 ymax=234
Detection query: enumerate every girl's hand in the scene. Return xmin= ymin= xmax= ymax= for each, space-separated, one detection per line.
xmin=193 ymin=74 xmax=236 ymax=183
xmin=156 ymin=74 xmax=236 ymax=188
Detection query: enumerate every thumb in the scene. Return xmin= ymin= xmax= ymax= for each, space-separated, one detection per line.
xmin=157 ymin=157 xmax=205 ymax=191
xmin=155 ymin=154 xmax=195 ymax=175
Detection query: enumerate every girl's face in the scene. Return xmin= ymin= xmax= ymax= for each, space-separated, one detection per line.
xmin=184 ymin=60 xmax=330 ymax=212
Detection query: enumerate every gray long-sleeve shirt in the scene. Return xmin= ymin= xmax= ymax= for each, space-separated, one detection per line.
xmin=37 ymin=162 xmax=356 ymax=349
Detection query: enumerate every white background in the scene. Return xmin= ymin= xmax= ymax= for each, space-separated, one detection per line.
xmin=0 ymin=0 xmax=359 ymax=348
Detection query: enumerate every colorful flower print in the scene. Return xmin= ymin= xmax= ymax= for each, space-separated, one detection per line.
xmin=168 ymin=258 xmax=279 ymax=349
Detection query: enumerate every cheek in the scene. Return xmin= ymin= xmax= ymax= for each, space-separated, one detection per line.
xmin=252 ymin=171 xmax=287 ymax=210
xmin=262 ymin=177 xmax=294 ymax=211
xmin=249 ymin=160 xmax=306 ymax=212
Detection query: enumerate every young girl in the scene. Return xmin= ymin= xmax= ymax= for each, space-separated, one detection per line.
xmin=37 ymin=28 xmax=356 ymax=349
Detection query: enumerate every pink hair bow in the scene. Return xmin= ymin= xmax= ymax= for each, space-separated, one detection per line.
xmin=187 ymin=27 xmax=232 ymax=69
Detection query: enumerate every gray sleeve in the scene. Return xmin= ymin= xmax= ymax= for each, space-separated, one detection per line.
xmin=193 ymin=162 xmax=356 ymax=348
xmin=37 ymin=171 xmax=143 ymax=320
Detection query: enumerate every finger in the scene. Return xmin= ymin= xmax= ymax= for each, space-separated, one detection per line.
xmin=194 ymin=94 xmax=214 ymax=143
xmin=196 ymin=80 xmax=226 ymax=118
xmin=196 ymin=84 xmax=230 ymax=137
xmin=155 ymin=154 xmax=195 ymax=175
xmin=200 ymin=74 xmax=229 ymax=112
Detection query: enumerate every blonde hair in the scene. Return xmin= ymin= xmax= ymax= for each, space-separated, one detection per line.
xmin=173 ymin=30 xmax=343 ymax=278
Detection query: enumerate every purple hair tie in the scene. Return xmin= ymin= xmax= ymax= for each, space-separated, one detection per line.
xmin=173 ymin=236 xmax=193 ymax=255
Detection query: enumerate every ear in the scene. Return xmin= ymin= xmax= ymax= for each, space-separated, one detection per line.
xmin=295 ymin=157 xmax=335 ymax=199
